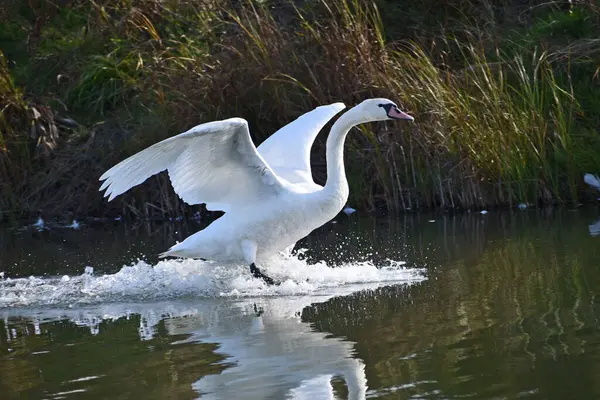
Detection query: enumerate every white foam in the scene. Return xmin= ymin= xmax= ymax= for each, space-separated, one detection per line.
xmin=0 ymin=250 xmax=424 ymax=308
xmin=0 ymin=267 xmax=424 ymax=399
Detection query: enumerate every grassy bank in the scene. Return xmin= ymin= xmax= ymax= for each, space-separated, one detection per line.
xmin=1 ymin=0 xmax=600 ymax=219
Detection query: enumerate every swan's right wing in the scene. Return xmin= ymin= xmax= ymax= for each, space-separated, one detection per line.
xmin=99 ymin=118 xmax=286 ymax=212
xmin=257 ymin=103 xmax=346 ymax=187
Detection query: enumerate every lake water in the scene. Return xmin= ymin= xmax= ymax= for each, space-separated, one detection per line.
xmin=1 ymin=208 xmax=600 ymax=399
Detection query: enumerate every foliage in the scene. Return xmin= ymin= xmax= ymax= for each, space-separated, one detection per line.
xmin=1 ymin=0 xmax=600 ymax=218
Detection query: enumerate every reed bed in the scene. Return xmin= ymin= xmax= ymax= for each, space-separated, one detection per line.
xmin=1 ymin=0 xmax=599 ymax=218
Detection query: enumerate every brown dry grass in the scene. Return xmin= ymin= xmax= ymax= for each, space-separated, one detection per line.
xmin=1 ymin=0 xmax=599 ymax=219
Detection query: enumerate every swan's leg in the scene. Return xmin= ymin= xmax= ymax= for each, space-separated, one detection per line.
xmin=241 ymin=240 xmax=276 ymax=285
xmin=249 ymin=263 xmax=275 ymax=285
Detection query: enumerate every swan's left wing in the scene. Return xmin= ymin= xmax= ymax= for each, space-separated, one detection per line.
xmin=257 ymin=102 xmax=345 ymax=187
xmin=99 ymin=118 xmax=286 ymax=212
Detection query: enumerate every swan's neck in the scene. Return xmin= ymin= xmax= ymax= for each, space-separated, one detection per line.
xmin=323 ymin=109 xmax=362 ymax=200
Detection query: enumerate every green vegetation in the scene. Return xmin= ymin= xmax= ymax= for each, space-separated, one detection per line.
xmin=1 ymin=0 xmax=600 ymax=219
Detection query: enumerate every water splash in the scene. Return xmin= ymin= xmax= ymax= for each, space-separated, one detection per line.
xmin=1 ymin=273 xmax=425 ymax=399
xmin=0 ymin=250 xmax=424 ymax=308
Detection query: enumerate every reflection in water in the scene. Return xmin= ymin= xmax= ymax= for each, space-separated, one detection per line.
xmin=302 ymin=210 xmax=600 ymax=399
xmin=0 ymin=305 xmax=227 ymax=399
xmin=182 ymin=294 xmax=375 ymax=399
xmin=0 ymin=218 xmax=423 ymax=399
xmin=589 ymin=218 xmax=600 ymax=236
xmin=2 ymin=209 xmax=600 ymax=399
xmin=0 ymin=282 xmax=421 ymax=400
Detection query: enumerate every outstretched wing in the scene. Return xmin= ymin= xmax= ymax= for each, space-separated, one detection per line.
xmin=257 ymin=103 xmax=345 ymax=187
xmin=99 ymin=118 xmax=285 ymax=212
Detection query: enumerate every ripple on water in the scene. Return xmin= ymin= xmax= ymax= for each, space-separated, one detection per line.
xmin=0 ymin=250 xmax=425 ymax=308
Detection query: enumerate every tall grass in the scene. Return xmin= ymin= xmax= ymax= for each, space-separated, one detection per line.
xmin=0 ymin=50 xmax=63 ymax=214
xmin=0 ymin=50 xmax=29 ymax=213
xmin=383 ymin=45 xmax=580 ymax=209
xmin=1 ymin=0 xmax=599 ymax=218
xmin=216 ymin=0 xmax=590 ymax=210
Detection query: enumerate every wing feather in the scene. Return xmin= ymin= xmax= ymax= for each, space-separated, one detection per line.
xmin=257 ymin=102 xmax=345 ymax=186
xmin=99 ymin=118 xmax=285 ymax=212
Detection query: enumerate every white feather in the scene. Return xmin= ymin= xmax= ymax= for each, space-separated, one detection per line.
xmin=100 ymin=118 xmax=285 ymax=212
xmin=257 ymin=103 xmax=345 ymax=190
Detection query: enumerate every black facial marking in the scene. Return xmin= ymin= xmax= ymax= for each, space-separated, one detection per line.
xmin=379 ymin=103 xmax=398 ymax=118
xmin=378 ymin=103 xmax=393 ymax=113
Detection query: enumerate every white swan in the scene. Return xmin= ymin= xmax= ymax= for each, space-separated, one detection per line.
xmin=99 ymin=98 xmax=414 ymax=284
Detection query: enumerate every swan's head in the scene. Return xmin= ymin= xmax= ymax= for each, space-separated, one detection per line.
xmin=355 ymin=98 xmax=414 ymax=123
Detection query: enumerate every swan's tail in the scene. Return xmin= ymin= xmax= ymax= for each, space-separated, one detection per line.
xmin=584 ymin=173 xmax=600 ymax=191
xmin=158 ymin=243 xmax=205 ymax=259
xmin=159 ymin=231 xmax=212 ymax=260
xmin=158 ymin=250 xmax=175 ymax=258
xmin=159 ymin=242 xmax=183 ymax=258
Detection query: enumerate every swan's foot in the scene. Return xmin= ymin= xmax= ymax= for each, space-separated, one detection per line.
xmin=249 ymin=263 xmax=277 ymax=285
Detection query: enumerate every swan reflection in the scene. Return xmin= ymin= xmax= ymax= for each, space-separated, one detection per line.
xmin=179 ymin=293 xmax=374 ymax=400
xmin=588 ymin=218 xmax=600 ymax=236
xmin=1 ymin=281 xmax=421 ymax=399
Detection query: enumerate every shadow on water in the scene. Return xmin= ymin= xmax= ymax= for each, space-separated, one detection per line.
xmin=1 ymin=207 xmax=600 ymax=399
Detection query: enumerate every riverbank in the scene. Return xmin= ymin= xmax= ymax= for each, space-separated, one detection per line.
xmin=2 ymin=0 xmax=600 ymax=220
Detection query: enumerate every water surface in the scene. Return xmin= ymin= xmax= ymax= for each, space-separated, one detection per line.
xmin=1 ymin=209 xmax=600 ymax=399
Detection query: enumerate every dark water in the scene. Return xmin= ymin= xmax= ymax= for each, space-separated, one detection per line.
xmin=1 ymin=208 xmax=600 ymax=399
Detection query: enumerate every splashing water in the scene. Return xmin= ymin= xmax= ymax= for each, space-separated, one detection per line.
xmin=0 ymin=250 xmax=425 ymax=308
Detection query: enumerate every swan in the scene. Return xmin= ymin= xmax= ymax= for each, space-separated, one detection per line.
xmin=99 ymin=98 xmax=414 ymax=284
